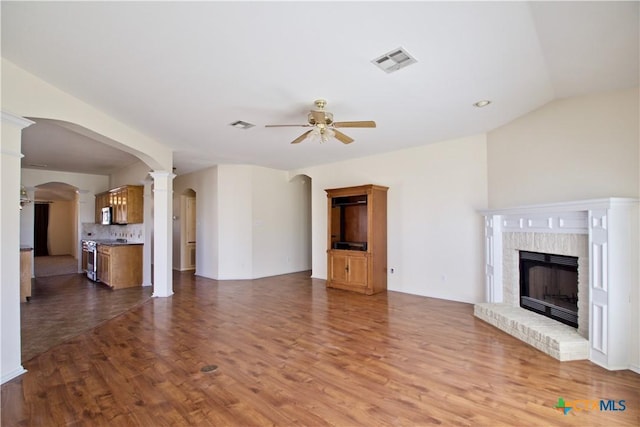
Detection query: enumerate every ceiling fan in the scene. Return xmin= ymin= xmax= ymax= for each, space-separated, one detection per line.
xmin=265 ymin=99 xmax=376 ymax=144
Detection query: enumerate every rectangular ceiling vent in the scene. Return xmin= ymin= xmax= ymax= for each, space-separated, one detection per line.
xmin=372 ymin=47 xmax=417 ymax=73
xmin=229 ymin=120 xmax=255 ymax=130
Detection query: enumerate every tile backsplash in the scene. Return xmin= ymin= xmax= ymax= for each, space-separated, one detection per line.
xmin=81 ymin=223 xmax=144 ymax=243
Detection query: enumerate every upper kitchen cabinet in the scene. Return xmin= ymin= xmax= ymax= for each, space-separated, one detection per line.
xmin=95 ymin=185 xmax=144 ymax=224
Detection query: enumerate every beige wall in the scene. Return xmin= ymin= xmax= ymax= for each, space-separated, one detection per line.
xmin=487 ymin=87 xmax=639 ymax=208
xmin=295 ymin=134 xmax=488 ymax=304
xmin=47 ymin=201 xmax=75 ymax=256
xmin=109 ymin=160 xmax=151 ymax=188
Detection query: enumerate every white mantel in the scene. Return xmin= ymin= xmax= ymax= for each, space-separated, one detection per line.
xmin=478 ymin=198 xmax=639 ymax=372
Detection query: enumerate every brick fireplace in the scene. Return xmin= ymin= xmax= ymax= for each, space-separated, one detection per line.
xmin=475 ymin=198 xmax=638 ymax=371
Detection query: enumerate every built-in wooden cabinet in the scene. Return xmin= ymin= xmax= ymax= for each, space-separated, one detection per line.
xmin=97 ymin=244 xmax=143 ymax=289
xmin=95 ymin=185 xmax=144 ymax=224
xmin=325 ymin=184 xmax=388 ymax=295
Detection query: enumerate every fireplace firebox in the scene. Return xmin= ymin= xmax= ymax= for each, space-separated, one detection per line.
xmin=519 ymin=251 xmax=579 ymax=328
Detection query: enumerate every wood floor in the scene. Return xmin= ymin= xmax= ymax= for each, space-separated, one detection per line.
xmin=2 ymin=271 xmax=638 ymax=426
xmin=21 ymin=272 xmax=152 ymax=362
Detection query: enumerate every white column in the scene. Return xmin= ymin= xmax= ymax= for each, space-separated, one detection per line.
xmin=76 ymin=190 xmax=93 ymax=273
xmin=150 ymin=171 xmax=175 ymax=297
xmin=1 ymin=112 xmax=34 ymax=384
xmin=484 ymin=214 xmax=503 ymax=303
xmin=142 ymin=178 xmax=153 ymax=287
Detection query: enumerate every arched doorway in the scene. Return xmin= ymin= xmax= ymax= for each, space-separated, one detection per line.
xmin=289 ymin=174 xmax=312 ymax=273
xmin=31 ymin=182 xmax=79 ymax=277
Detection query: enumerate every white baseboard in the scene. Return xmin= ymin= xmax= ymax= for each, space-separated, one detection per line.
xmin=1 ymin=366 xmax=27 ymax=384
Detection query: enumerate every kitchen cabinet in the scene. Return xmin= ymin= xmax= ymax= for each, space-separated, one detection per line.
xmin=97 ymin=244 xmax=142 ymax=289
xmin=325 ymin=184 xmax=388 ymax=295
xmin=20 ymin=247 xmax=33 ymax=302
xmin=94 ymin=192 xmax=110 ymax=223
xmin=95 ymin=185 xmax=144 ymax=224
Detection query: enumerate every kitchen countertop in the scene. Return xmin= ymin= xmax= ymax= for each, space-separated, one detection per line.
xmin=82 ymin=239 xmax=143 ymax=246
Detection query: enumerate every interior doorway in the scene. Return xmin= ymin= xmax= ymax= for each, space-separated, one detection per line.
xmin=179 ymin=189 xmax=197 ymax=271
xmin=32 ymin=182 xmax=79 ymax=277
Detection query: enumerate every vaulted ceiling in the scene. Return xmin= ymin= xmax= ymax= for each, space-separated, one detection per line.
xmin=2 ymin=1 xmax=638 ymax=175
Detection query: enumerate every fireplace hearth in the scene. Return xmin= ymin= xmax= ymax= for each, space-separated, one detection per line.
xmin=519 ymin=251 xmax=578 ymax=328
xmin=477 ymin=198 xmax=638 ymax=370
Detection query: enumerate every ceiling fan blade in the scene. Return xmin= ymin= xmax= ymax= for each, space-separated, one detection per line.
xmin=265 ymin=124 xmax=311 ymax=128
xmin=291 ymin=130 xmax=313 ymax=144
xmin=333 ymin=121 xmax=376 ymax=128
xmin=333 ymin=129 xmax=354 ymax=144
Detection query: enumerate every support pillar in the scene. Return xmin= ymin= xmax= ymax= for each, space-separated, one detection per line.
xmin=150 ymin=171 xmax=175 ymax=297
xmin=142 ymin=178 xmax=153 ymax=287
xmin=1 ymin=112 xmax=34 ymax=383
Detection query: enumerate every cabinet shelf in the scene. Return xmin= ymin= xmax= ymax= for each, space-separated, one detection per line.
xmin=332 ymin=241 xmax=367 ymax=251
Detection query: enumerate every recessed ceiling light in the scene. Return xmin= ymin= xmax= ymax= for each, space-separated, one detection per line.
xmin=229 ymin=120 xmax=255 ymax=130
xmin=473 ymin=100 xmax=492 ymax=108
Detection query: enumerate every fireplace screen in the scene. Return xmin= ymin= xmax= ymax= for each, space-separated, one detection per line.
xmin=519 ymin=251 xmax=578 ymax=328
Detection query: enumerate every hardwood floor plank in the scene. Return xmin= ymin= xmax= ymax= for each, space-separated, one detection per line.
xmin=3 ymin=271 xmax=639 ymax=426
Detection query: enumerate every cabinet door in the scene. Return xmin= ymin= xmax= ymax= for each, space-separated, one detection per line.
xmin=329 ymin=252 xmax=349 ymax=283
xmin=97 ymin=252 xmax=111 ymax=285
xmin=95 ymin=193 xmax=108 ymax=223
xmin=347 ymin=255 xmax=368 ymax=288
xmin=126 ymin=186 xmax=144 ymax=224
xmin=115 ymin=189 xmax=125 ymax=224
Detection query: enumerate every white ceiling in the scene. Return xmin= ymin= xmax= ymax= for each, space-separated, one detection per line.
xmin=2 ymin=1 xmax=638 ymax=176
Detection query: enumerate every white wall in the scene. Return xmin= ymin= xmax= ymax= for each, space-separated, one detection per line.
xmin=173 ymin=165 xmax=312 ymax=280
xmin=173 ymin=167 xmax=219 ymax=278
xmin=294 ymin=134 xmax=488 ymax=304
xmin=487 ymin=87 xmax=639 ymax=208
xmin=251 ymin=168 xmax=311 ymax=278
xmin=488 ymin=86 xmax=640 ymax=373
xmin=217 ymin=165 xmax=253 ymax=279
xmin=109 ymin=160 xmax=151 ymax=188
xmin=2 ymin=59 xmax=172 ymax=171
xmin=47 ymin=200 xmax=75 ymax=256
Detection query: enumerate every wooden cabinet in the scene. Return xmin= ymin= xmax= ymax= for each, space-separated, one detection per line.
xmin=97 ymin=246 xmax=111 ymax=284
xmin=95 ymin=185 xmax=144 ymax=224
xmin=325 ymin=184 xmax=388 ymax=295
xmin=94 ymin=192 xmax=110 ymax=223
xmin=20 ymin=247 xmax=33 ymax=302
xmin=97 ymin=244 xmax=142 ymax=289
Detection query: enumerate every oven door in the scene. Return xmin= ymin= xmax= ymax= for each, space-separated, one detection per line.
xmin=86 ymin=244 xmax=98 ymax=281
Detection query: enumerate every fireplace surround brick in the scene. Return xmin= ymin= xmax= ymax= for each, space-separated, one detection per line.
xmin=477 ymin=198 xmax=639 ymax=371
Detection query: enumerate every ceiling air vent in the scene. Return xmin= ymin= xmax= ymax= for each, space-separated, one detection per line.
xmin=372 ymin=47 xmax=417 ymax=73
xmin=229 ymin=120 xmax=255 ymax=130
